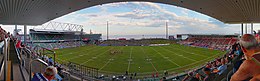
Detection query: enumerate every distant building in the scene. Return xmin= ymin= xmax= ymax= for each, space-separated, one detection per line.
xmin=168 ymin=36 xmax=175 ymax=40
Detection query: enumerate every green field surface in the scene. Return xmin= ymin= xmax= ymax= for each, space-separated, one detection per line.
xmin=54 ymin=44 xmax=225 ymax=76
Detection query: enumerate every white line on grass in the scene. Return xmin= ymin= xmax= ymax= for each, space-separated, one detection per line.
xmin=99 ymin=47 xmax=124 ymax=71
xmin=58 ymin=46 xmax=99 ymax=57
xmin=97 ymin=53 xmax=223 ymax=75
xmin=140 ymin=47 xmax=158 ymax=72
xmin=65 ymin=47 xmax=106 ymax=61
xmin=80 ymin=47 xmax=113 ymax=65
xmin=150 ymin=47 xmax=181 ymax=67
xmin=159 ymin=46 xmax=197 ymax=62
xmin=127 ymin=47 xmax=133 ymax=72
xmin=168 ymin=46 xmax=208 ymax=57
xmin=166 ymin=53 xmax=221 ymax=71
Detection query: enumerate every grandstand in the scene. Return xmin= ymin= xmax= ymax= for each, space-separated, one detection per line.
xmin=29 ymin=22 xmax=101 ymax=49
xmin=99 ymin=38 xmax=172 ymax=46
xmin=0 ymin=0 xmax=260 ymax=81
xmin=179 ymin=34 xmax=239 ymax=50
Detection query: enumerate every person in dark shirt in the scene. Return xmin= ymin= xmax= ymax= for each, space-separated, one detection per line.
xmin=182 ymin=72 xmax=200 ymax=81
xmin=203 ymin=67 xmax=215 ymax=81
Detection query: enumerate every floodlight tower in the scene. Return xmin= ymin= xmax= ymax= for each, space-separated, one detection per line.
xmin=165 ymin=20 xmax=169 ymax=39
xmin=107 ymin=20 xmax=109 ymax=40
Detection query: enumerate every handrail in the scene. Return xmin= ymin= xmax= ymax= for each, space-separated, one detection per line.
xmin=32 ymin=45 xmax=56 ymax=65
xmin=3 ymin=37 xmax=9 ymax=81
xmin=29 ymin=58 xmax=48 ymax=81
xmin=0 ymin=40 xmax=6 ymax=78
xmin=0 ymin=56 xmax=5 ymax=77
xmin=33 ymin=45 xmax=55 ymax=53
xmin=14 ymin=44 xmax=22 ymax=65
xmin=0 ymin=40 xmax=5 ymax=49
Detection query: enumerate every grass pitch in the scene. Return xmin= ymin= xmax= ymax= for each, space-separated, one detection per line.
xmin=54 ymin=44 xmax=225 ymax=75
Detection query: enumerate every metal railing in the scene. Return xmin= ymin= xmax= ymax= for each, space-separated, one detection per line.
xmin=0 ymin=39 xmax=6 ymax=78
xmin=32 ymin=45 xmax=56 ymax=65
xmin=29 ymin=58 xmax=48 ymax=81
xmin=3 ymin=38 xmax=9 ymax=81
xmin=22 ymin=45 xmax=70 ymax=81
xmin=18 ymin=47 xmax=49 ymax=80
xmin=67 ymin=62 xmax=98 ymax=80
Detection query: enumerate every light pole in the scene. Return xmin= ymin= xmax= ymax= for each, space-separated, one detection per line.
xmin=165 ymin=20 xmax=169 ymax=39
xmin=107 ymin=21 xmax=109 ymax=40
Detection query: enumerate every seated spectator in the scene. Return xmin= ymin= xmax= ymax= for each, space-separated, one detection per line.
xmin=231 ymin=34 xmax=260 ymax=81
xmin=213 ymin=58 xmax=227 ymax=75
xmin=182 ymin=71 xmax=199 ymax=81
xmin=203 ymin=67 xmax=215 ymax=81
xmin=49 ymin=57 xmax=54 ymax=66
xmin=32 ymin=66 xmax=57 ymax=81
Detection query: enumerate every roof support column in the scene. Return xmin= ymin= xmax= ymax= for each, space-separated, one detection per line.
xmin=251 ymin=23 xmax=253 ymax=34
xmin=24 ymin=25 xmax=27 ymax=45
xmin=241 ymin=23 xmax=243 ymax=36
xmin=15 ymin=25 xmax=17 ymax=35
xmin=245 ymin=23 xmax=247 ymax=34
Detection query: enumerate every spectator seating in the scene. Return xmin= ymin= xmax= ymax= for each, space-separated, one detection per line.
xmin=180 ymin=37 xmax=238 ymax=50
xmin=33 ymin=41 xmax=85 ymax=49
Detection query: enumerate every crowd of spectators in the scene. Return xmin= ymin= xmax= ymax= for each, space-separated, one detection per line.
xmin=30 ymin=54 xmax=65 ymax=81
xmin=33 ymin=41 xmax=85 ymax=49
xmin=31 ymin=34 xmax=80 ymax=40
xmin=0 ymin=26 xmax=10 ymax=41
xmin=180 ymin=32 xmax=260 ymax=81
xmin=180 ymin=37 xmax=238 ymax=51
xmin=99 ymin=39 xmax=170 ymax=46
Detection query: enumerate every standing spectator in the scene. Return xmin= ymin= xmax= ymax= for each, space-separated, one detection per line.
xmin=130 ymin=73 xmax=133 ymax=79
xmin=257 ymin=30 xmax=260 ymax=43
xmin=156 ymin=72 xmax=159 ymax=77
xmin=125 ymin=71 xmax=128 ymax=76
xmin=164 ymin=70 xmax=168 ymax=76
xmin=15 ymin=40 xmax=22 ymax=48
xmin=231 ymin=34 xmax=260 ymax=81
xmin=134 ymin=72 xmax=137 ymax=78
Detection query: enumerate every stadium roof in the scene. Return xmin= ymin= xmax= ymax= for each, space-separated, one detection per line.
xmin=30 ymin=29 xmax=81 ymax=33
xmin=0 ymin=0 xmax=259 ymax=25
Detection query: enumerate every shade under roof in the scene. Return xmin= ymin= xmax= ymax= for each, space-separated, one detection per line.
xmin=0 ymin=0 xmax=259 ymax=25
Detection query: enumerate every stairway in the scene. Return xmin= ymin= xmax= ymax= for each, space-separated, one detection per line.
xmin=9 ymin=40 xmax=24 ymax=81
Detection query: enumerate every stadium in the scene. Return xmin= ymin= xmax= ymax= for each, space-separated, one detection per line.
xmin=0 ymin=0 xmax=260 ymax=81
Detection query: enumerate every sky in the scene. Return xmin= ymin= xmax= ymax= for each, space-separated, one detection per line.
xmin=1 ymin=2 xmax=259 ymax=39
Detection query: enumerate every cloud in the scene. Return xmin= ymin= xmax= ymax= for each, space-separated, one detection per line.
xmin=87 ymin=14 xmax=99 ymax=17
xmin=208 ymin=18 xmax=227 ymax=27
xmin=49 ymin=2 xmax=241 ymax=36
